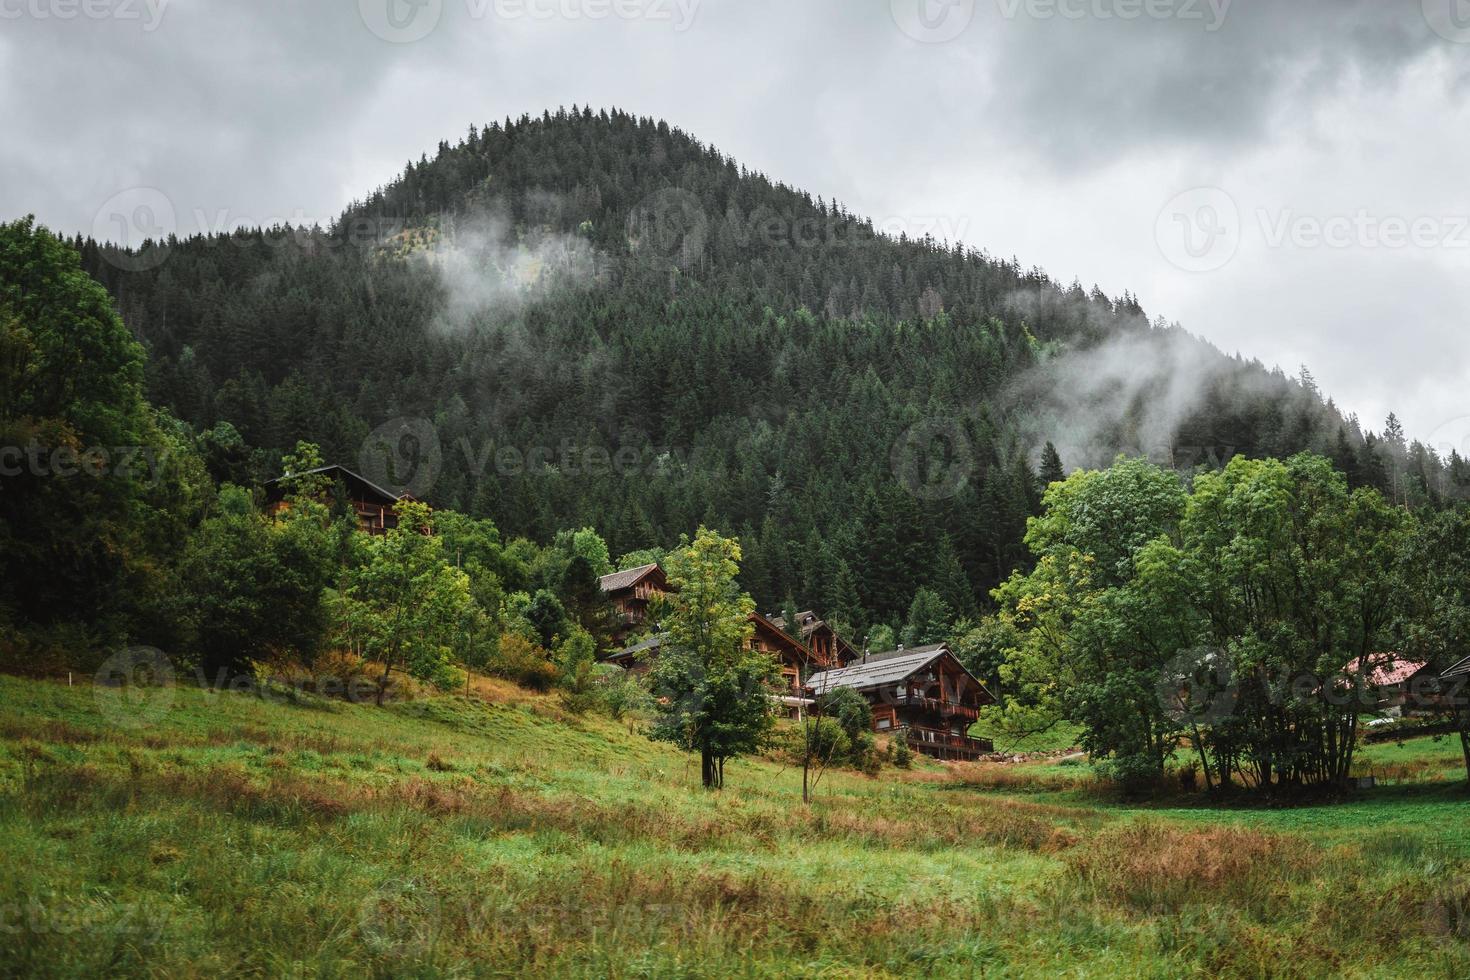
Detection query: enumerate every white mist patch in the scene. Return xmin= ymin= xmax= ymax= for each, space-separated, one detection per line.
xmin=414 ymin=210 xmax=603 ymax=330
xmin=999 ymin=288 xmax=1306 ymax=472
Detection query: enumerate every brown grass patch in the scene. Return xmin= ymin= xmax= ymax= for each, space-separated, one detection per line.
xmin=1065 ymin=821 xmax=1318 ymax=911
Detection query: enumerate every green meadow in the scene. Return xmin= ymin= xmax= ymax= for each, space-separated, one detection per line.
xmin=2 ymin=675 xmax=1469 ymax=979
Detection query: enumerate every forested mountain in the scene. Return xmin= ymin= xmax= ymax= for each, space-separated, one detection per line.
xmin=70 ymin=107 xmax=1466 ymax=630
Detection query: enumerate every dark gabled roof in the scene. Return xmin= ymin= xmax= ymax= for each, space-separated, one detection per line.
xmin=599 ymin=563 xmax=663 ymax=594
xmin=805 ymin=643 xmax=952 ymax=695
xmin=769 ymin=610 xmax=859 ymax=660
xmin=263 ymin=464 xmax=402 ymax=506
xmin=607 ymin=632 xmax=665 ymax=662
xmin=749 ymin=612 xmax=815 ymax=662
xmin=1443 ymin=655 xmax=1470 ymax=680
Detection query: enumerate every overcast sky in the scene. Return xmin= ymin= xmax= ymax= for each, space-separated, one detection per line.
xmin=5 ymin=0 xmax=1470 ymax=448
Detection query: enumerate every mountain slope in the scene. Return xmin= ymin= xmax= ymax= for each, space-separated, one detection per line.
xmin=73 ymin=107 xmax=1449 ymax=625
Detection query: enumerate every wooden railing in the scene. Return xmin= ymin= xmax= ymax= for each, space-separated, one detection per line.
xmin=893 ymin=692 xmax=980 ymax=721
xmin=907 ymin=726 xmax=993 ymax=755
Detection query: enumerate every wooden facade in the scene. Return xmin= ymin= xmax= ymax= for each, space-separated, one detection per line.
xmin=806 ymin=644 xmax=996 ymax=760
xmin=746 ymin=613 xmax=819 ymax=702
xmin=598 ymin=563 xmax=673 ymax=645
xmin=263 ymin=464 xmax=413 ymax=536
xmin=768 ymin=611 xmax=860 ymax=669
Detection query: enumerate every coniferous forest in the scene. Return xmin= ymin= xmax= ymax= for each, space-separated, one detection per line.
xmin=56 ymin=108 xmax=1465 ymax=639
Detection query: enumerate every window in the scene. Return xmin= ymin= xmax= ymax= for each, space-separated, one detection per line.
xmin=876 ymin=719 xmax=891 ymax=730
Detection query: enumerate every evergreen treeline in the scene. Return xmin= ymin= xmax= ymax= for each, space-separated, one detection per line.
xmin=62 ymin=107 xmax=1467 ymax=639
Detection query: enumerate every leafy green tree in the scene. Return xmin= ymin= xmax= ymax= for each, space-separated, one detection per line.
xmin=1397 ymin=506 xmax=1470 ymax=782
xmin=647 ymin=527 xmax=779 ymax=789
xmin=990 ymin=458 xmax=1191 ymax=787
xmin=176 ymin=483 xmax=337 ymax=679
xmin=339 ymin=501 xmax=479 ymax=703
xmin=0 ymin=218 xmax=164 ymax=653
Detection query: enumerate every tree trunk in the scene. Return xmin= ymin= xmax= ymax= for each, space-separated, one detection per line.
xmin=377 ymin=651 xmax=397 ymax=707
xmin=1460 ymin=724 xmax=1470 ymax=785
xmin=701 ymin=749 xmax=717 ymax=789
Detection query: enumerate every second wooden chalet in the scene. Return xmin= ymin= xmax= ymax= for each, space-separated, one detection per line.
xmin=604 ymin=608 xmax=826 ymax=714
xmin=805 ymin=643 xmax=995 ymax=761
xmin=768 ymin=611 xmax=860 ymax=669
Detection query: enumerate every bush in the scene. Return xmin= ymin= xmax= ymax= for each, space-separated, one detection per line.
xmin=594 ymin=665 xmax=652 ymax=721
xmin=894 ymin=738 xmax=913 ymax=769
xmin=489 ymin=634 xmax=558 ymax=692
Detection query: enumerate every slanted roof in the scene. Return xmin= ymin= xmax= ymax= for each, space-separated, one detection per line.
xmin=805 ymin=643 xmax=951 ymax=696
xmin=263 ymin=464 xmax=402 ymax=506
xmin=749 ymin=612 xmax=815 ymax=662
xmin=598 ymin=563 xmax=663 ymax=594
xmin=607 ymin=632 xmax=665 ymax=662
xmin=1442 ymin=655 xmax=1470 ymax=680
xmin=1343 ymin=652 xmax=1432 ymax=688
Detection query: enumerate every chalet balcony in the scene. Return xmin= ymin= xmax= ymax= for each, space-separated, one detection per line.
xmin=906 ymin=726 xmax=993 ymax=759
xmin=892 ymin=691 xmax=980 ymax=721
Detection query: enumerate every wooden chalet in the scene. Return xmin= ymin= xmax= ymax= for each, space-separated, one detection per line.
xmin=1342 ymin=653 xmax=1440 ymax=716
xmin=768 ymin=611 xmax=860 ymax=669
xmin=598 ymin=563 xmax=673 ymax=644
xmin=603 ymin=611 xmax=823 ymax=714
xmin=746 ymin=612 xmax=821 ymax=708
xmin=263 ymin=464 xmax=415 ymax=536
xmin=805 ymin=643 xmax=995 ymax=761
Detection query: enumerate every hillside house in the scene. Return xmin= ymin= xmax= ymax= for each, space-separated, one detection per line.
xmin=806 ymin=643 xmax=995 ymax=760
xmin=768 ymin=611 xmax=860 ymax=669
xmin=604 ymin=610 xmax=825 ymax=714
xmin=263 ymin=464 xmax=417 ymax=536
xmin=598 ymin=563 xmax=672 ymax=644
xmin=1342 ymin=653 xmax=1439 ymax=717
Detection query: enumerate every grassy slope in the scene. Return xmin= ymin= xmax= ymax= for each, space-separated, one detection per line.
xmin=2 ymin=676 xmax=1469 ymax=978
